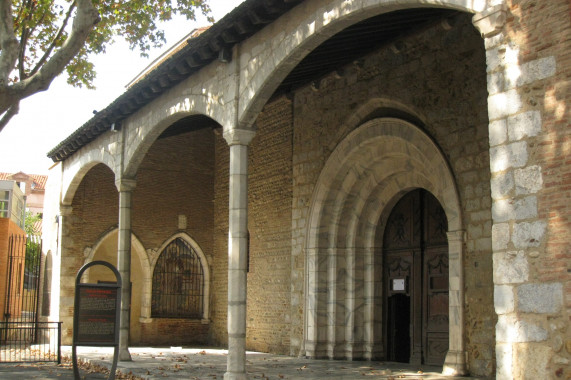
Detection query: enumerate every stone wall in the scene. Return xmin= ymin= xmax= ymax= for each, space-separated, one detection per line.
xmin=485 ymin=0 xmax=571 ymax=378
xmin=290 ymin=14 xmax=494 ymax=376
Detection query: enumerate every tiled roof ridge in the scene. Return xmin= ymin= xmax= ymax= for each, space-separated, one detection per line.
xmin=0 ymin=172 xmax=48 ymax=191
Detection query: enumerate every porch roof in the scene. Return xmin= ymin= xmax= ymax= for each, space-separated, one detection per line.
xmin=47 ymin=0 xmax=304 ymax=162
xmin=47 ymin=0 xmax=458 ymax=163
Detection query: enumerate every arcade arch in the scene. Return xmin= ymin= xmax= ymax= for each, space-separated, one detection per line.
xmin=83 ymin=229 xmax=149 ymax=344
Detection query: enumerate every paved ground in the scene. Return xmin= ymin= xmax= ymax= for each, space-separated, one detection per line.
xmin=0 ymin=346 xmax=485 ymax=379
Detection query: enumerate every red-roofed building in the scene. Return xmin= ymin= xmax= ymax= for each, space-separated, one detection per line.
xmin=0 ymin=172 xmax=47 ymax=217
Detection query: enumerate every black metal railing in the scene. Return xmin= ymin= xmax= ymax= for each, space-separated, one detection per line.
xmin=0 ymin=321 xmax=62 ymax=363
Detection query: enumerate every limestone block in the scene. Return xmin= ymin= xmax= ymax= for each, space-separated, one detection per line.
xmin=513 ymin=344 xmax=551 ymax=380
xmin=492 ymin=223 xmax=510 ymax=251
xmin=496 ymin=315 xmax=548 ymax=342
xmin=485 ymin=62 xmax=507 ymax=93
xmin=506 ymin=56 xmax=556 ymax=89
xmin=517 ymin=283 xmax=563 ymax=314
xmin=495 ymin=343 xmax=513 ymax=380
xmin=514 ymin=165 xmax=543 ymax=195
xmin=489 ymin=141 xmax=528 ymax=172
xmin=488 ymin=89 xmax=522 ymax=120
xmin=494 ymin=285 xmax=514 ymax=314
xmin=512 ymin=221 xmax=547 ymax=248
xmin=508 ymin=111 xmax=542 ymax=141
xmin=491 ymin=171 xmax=514 ymax=199
xmin=492 ymin=195 xmax=537 ymax=222
xmin=493 ymin=251 xmax=528 ymax=284
xmin=485 ymin=47 xmax=502 ymax=72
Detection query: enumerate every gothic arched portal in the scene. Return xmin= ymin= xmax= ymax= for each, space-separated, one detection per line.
xmin=304 ymin=118 xmax=465 ymax=374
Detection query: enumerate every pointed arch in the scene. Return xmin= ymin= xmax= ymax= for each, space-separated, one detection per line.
xmin=151 ymin=233 xmax=210 ymax=321
xmin=304 ymin=117 xmax=465 ymax=373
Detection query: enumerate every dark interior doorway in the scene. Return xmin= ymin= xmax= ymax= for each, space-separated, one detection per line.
xmin=383 ymin=189 xmax=449 ymax=366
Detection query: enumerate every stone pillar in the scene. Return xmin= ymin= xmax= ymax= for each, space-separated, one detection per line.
xmin=223 ymin=128 xmax=255 ymax=380
xmin=443 ymin=230 xmax=466 ymax=375
xmin=116 ymin=179 xmax=136 ymax=361
xmin=474 ymin=5 xmax=560 ymax=380
xmin=58 ymin=204 xmax=74 ymax=344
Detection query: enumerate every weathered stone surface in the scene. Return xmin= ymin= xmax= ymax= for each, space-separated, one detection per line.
xmin=508 ymin=111 xmax=542 ymax=141
xmin=494 ymin=285 xmax=514 ymax=314
xmin=514 ymin=165 xmax=543 ymax=195
xmin=493 ymin=251 xmax=528 ymax=284
xmin=513 ymin=344 xmax=551 ymax=380
xmin=492 ymin=223 xmax=510 ymax=251
xmin=495 ymin=343 xmax=513 ymax=380
xmin=512 ymin=221 xmax=547 ymax=248
xmin=487 ymin=89 xmax=523 ymax=120
xmin=492 ymin=195 xmax=537 ymax=222
xmin=553 ymin=336 xmax=563 ymax=352
xmin=491 ymin=172 xmax=514 ymax=199
xmin=505 ymin=56 xmax=557 ymax=88
xmin=517 ymin=283 xmax=563 ymax=314
xmin=496 ymin=316 xmax=548 ymax=343
xmin=489 ymin=118 xmax=507 ymax=146
xmin=489 ymin=141 xmax=528 ymax=172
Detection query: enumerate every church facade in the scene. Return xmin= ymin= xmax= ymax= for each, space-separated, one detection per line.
xmin=42 ymin=1 xmax=570 ymax=379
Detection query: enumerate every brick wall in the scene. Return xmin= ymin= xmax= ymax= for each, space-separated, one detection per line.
xmin=0 ymin=218 xmax=26 ymax=321
xmin=210 ymin=97 xmax=294 ymax=354
xmin=211 ymin=131 xmax=229 ymax=346
xmin=63 ymin=128 xmax=216 ymax=345
xmin=140 ymin=319 xmax=209 ymax=346
xmin=246 ymin=97 xmax=293 ymax=354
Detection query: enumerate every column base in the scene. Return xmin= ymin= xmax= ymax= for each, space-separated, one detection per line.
xmin=119 ymin=348 xmax=132 ymax=361
xmin=224 ymin=371 xmax=248 ymax=380
xmin=442 ymin=350 xmax=467 ymax=376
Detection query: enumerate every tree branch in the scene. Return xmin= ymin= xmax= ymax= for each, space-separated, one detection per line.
xmin=0 ymin=0 xmax=20 ymax=84
xmin=29 ymin=1 xmax=76 ymax=78
xmin=0 ymin=101 xmax=19 ymax=134
xmin=12 ymin=0 xmax=100 ymax=100
xmin=18 ymin=0 xmax=35 ymax=81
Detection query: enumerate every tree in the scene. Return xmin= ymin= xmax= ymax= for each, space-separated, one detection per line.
xmin=24 ymin=209 xmax=41 ymax=236
xmin=0 ymin=0 xmax=212 ymax=132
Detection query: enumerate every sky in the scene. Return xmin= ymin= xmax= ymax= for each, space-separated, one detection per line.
xmin=0 ymin=1 xmax=243 ymax=175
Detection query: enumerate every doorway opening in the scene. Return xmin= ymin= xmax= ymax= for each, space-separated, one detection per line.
xmin=383 ymin=189 xmax=449 ymax=366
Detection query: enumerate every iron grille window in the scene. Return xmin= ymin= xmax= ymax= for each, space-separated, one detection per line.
xmin=151 ymin=238 xmax=204 ymax=318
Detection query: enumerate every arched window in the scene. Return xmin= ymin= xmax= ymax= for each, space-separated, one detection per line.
xmin=151 ymin=237 xmax=204 ymax=318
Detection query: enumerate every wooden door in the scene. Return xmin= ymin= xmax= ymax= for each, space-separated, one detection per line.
xmin=383 ymin=189 xmax=449 ymax=366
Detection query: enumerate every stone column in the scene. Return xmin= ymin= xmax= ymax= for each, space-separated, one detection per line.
xmin=443 ymin=230 xmax=466 ymax=376
xmin=474 ymin=5 xmax=560 ymax=380
xmin=223 ymin=128 xmax=255 ymax=380
xmin=58 ymin=204 xmax=74 ymax=344
xmin=116 ymin=179 xmax=136 ymax=361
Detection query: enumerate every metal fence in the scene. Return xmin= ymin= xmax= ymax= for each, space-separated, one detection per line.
xmin=4 ymin=234 xmax=42 ymax=324
xmin=0 ymin=321 xmax=62 ymax=363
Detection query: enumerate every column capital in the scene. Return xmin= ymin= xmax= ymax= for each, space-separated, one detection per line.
xmin=223 ymin=128 xmax=256 ymax=146
xmin=115 ymin=178 xmax=137 ymax=192
xmin=446 ymin=230 xmax=465 ymax=242
xmin=472 ymin=4 xmax=508 ymax=38
xmin=59 ymin=204 xmax=73 ymax=216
